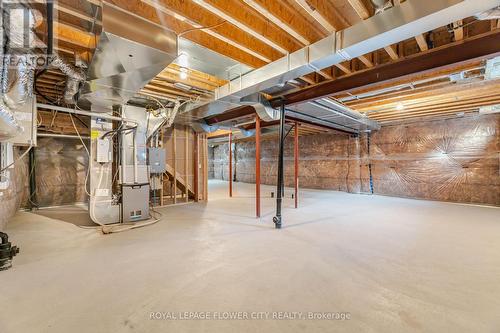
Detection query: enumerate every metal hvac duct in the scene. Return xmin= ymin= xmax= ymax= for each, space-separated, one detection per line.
xmin=181 ymin=0 xmax=500 ymax=134
xmin=0 ymin=4 xmax=43 ymax=140
xmin=50 ymin=55 xmax=86 ymax=104
xmin=475 ymin=7 xmax=500 ymax=20
xmin=79 ymin=2 xmax=178 ymax=109
xmin=371 ymin=0 xmax=393 ymax=14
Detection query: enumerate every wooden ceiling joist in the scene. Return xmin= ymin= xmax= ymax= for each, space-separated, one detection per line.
xmin=274 ymin=31 xmax=500 ymax=107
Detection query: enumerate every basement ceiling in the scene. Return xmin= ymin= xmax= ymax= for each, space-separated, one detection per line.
xmin=32 ymin=0 xmax=500 ymax=126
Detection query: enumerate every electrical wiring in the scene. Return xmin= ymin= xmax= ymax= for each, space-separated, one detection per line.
xmin=69 ymin=113 xmax=91 ymax=196
xmin=0 ymin=146 xmax=32 ymax=173
xmin=27 ymin=154 xmax=38 ymax=208
xmin=178 ymin=20 xmax=227 ymax=37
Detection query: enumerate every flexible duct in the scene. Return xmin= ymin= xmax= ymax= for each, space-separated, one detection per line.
xmin=371 ymin=0 xmax=393 ymax=14
xmin=0 ymin=5 xmax=43 ymax=140
xmin=50 ymin=55 xmax=86 ymax=104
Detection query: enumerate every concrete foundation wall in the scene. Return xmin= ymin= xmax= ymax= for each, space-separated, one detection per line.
xmin=210 ymin=114 xmax=499 ymax=206
xmin=0 ymin=148 xmax=29 ymax=231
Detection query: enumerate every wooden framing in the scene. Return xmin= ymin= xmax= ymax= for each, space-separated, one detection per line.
xmin=35 ymin=0 xmax=500 ymax=131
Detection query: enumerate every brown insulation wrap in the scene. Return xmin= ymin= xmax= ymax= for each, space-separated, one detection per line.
xmin=209 ymin=114 xmax=499 ymax=206
xmin=34 ymin=138 xmax=89 ymax=207
xmin=0 ymin=148 xmax=29 ymax=230
xmin=365 ymin=114 xmax=499 ymax=205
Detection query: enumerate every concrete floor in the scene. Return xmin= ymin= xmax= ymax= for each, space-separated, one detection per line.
xmin=1 ymin=180 xmax=499 ymax=333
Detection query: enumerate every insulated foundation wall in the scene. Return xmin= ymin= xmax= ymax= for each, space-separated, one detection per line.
xmin=33 ymin=137 xmax=89 ymax=207
xmin=0 ymin=148 xmax=29 ymax=231
xmin=209 ymin=114 xmax=499 ymax=206
xmin=363 ymin=114 xmax=499 ymax=205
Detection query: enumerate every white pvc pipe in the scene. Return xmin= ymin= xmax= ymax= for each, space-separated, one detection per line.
xmin=121 ymin=131 xmax=127 ymax=185
xmin=133 ymin=131 xmax=138 ymax=183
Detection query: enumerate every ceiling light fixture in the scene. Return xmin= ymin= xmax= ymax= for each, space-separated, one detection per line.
xmin=396 ymin=103 xmax=405 ymax=111
xmin=178 ymin=52 xmax=189 ymax=68
xmin=179 ymin=67 xmax=188 ymax=80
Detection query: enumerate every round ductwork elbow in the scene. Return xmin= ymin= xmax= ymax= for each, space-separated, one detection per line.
xmin=191 ymin=120 xmax=220 ymax=133
xmin=252 ymin=103 xmax=280 ymax=122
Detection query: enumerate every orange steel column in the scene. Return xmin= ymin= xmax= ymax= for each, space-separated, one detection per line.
xmin=294 ymin=121 xmax=299 ymax=209
xmin=255 ymin=116 xmax=261 ymax=218
xmin=194 ymin=132 xmax=199 ymax=202
xmin=229 ymin=132 xmax=233 ymax=197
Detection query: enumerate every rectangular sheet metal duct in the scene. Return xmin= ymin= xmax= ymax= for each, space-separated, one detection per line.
xmin=183 ymin=0 xmax=500 ymax=133
xmin=215 ymin=0 xmax=499 ymax=102
xmin=79 ymin=2 xmax=178 ymax=108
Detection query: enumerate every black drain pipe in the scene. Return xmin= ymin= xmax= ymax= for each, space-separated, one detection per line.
xmin=273 ymin=101 xmax=286 ymax=229
xmin=367 ymin=132 xmax=374 ymax=194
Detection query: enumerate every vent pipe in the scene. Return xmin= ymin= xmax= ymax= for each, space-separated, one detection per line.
xmin=371 ymin=0 xmax=393 ymax=14
xmin=0 ymin=5 xmax=43 ymax=140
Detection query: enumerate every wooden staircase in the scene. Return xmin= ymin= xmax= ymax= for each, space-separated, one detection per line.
xmin=163 ymin=162 xmax=194 ymax=198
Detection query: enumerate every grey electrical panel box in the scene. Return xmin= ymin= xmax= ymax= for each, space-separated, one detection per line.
xmin=148 ymin=147 xmax=166 ymax=174
xmin=121 ymin=183 xmax=150 ymax=223
xmin=96 ymin=138 xmax=112 ymax=163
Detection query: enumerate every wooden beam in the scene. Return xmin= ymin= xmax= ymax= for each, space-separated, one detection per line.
xmin=453 ymin=20 xmax=464 ymax=41
xmin=358 ymin=55 xmax=374 ymax=68
xmin=415 ymin=34 xmax=429 ymax=51
xmin=335 ymin=62 xmax=352 ymax=75
xmin=384 ymin=45 xmax=399 ymax=61
xmin=293 ymin=0 xmax=335 ymax=33
xmin=274 ymin=31 xmax=500 ymax=107
xmin=242 ymin=0 xmax=309 ymax=45
xmin=184 ymin=0 xmax=291 ymax=55
xmin=347 ymin=0 xmax=372 ymax=20
xmin=107 ymin=0 xmax=269 ymax=68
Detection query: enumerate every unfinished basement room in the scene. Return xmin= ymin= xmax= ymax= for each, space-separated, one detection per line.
xmin=1 ymin=0 xmax=500 ymax=332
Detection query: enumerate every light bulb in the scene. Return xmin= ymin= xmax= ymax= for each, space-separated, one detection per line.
xmin=179 ymin=67 xmax=188 ymax=80
xmin=178 ymin=52 xmax=189 ymax=67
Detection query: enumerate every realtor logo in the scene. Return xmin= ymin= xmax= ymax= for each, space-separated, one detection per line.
xmin=1 ymin=0 xmax=54 ymax=67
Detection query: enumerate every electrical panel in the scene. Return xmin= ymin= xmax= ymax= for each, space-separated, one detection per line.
xmin=96 ymin=138 xmax=112 ymax=163
xmin=121 ymin=183 xmax=150 ymax=223
xmin=148 ymin=147 xmax=166 ymax=174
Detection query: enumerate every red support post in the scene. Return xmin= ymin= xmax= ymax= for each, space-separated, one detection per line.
xmin=229 ymin=132 xmax=233 ymax=197
xmin=294 ymin=121 xmax=299 ymax=209
xmin=194 ymin=133 xmax=199 ymax=202
xmin=255 ymin=116 xmax=261 ymax=218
